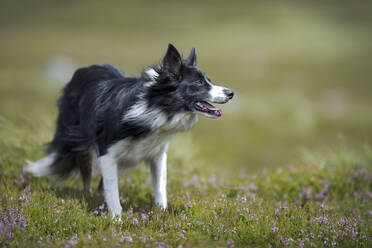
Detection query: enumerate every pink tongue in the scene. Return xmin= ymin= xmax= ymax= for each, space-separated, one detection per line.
xmin=202 ymin=102 xmax=222 ymax=114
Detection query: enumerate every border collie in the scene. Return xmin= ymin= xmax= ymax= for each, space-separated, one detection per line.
xmin=26 ymin=44 xmax=234 ymax=218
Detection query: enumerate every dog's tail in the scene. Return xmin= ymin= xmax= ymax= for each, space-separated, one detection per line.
xmin=25 ymin=153 xmax=57 ymax=177
xmin=25 ymin=152 xmax=77 ymax=177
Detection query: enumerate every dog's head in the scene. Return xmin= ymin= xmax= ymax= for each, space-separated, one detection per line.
xmin=147 ymin=44 xmax=234 ymax=119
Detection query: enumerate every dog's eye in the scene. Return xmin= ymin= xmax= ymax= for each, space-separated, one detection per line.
xmin=195 ymin=80 xmax=204 ymax=86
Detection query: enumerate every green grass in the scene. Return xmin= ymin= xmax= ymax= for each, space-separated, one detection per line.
xmin=1 ymin=120 xmax=371 ymax=247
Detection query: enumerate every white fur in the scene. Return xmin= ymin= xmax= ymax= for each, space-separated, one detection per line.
xmin=124 ymin=101 xmax=198 ymax=130
xmin=124 ymin=100 xmax=149 ymax=121
xmin=209 ymin=84 xmax=229 ymax=103
xmin=149 ymin=149 xmax=168 ymax=209
xmin=166 ymin=112 xmax=199 ymax=131
xmin=144 ymin=68 xmax=159 ymax=87
xmin=25 ymin=152 xmax=56 ymax=177
xmin=112 ymin=112 xmax=197 ymax=167
xmin=145 ymin=68 xmax=159 ymax=80
xmin=100 ymin=108 xmax=198 ymax=215
xmin=124 ymin=102 xmax=167 ymax=129
xmin=97 ymin=154 xmax=122 ymax=218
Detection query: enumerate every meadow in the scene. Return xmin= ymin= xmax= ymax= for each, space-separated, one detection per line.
xmin=1 ymin=0 xmax=372 ymax=247
xmin=1 ymin=123 xmax=371 ymax=247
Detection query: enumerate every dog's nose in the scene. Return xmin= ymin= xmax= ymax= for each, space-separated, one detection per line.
xmin=224 ymin=89 xmax=234 ymax=99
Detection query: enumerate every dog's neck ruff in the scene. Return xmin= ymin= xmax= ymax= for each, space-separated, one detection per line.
xmin=124 ymin=100 xmax=198 ymax=133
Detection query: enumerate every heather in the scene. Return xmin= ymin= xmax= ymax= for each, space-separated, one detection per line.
xmin=0 ymin=123 xmax=371 ymax=246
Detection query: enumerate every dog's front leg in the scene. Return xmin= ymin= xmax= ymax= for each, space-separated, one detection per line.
xmin=149 ymin=151 xmax=168 ymax=210
xmin=97 ymin=155 xmax=122 ymax=219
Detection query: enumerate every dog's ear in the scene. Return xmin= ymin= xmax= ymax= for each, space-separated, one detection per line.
xmin=163 ymin=43 xmax=182 ymax=77
xmin=185 ymin=47 xmax=197 ymax=66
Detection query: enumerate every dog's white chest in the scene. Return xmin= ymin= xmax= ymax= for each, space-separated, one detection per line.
xmin=108 ymin=112 xmax=198 ymax=167
xmin=112 ymin=132 xmax=172 ymax=165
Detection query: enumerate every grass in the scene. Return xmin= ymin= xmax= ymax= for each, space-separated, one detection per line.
xmin=1 ymin=115 xmax=371 ymax=247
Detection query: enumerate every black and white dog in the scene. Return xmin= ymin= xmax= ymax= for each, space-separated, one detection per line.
xmin=26 ymin=44 xmax=234 ymax=218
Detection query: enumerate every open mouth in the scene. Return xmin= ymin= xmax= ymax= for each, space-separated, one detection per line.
xmin=194 ymin=101 xmax=222 ymax=118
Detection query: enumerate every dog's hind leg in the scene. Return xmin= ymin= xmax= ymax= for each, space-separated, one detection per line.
xmin=97 ymin=176 xmax=103 ymax=192
xmin=77 ymin=153 xmax=93 ymax=194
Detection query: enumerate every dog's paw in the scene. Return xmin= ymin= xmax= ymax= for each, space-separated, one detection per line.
xmin=109 ymin=207 xmax=123 ymax=222
xmin=111 ymin=215 xmax=122 ymax=224
xmin=156 ymin=202 xmax=168 ymax=211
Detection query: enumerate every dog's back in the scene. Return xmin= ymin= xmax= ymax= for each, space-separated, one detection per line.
xmin=50 ymin=64 xmax=126 ymax=153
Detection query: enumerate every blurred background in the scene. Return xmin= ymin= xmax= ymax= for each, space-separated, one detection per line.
xmin=1 ymin=0 xmax=372 ymax=176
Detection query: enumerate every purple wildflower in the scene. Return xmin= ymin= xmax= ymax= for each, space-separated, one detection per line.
xmin=141 ymin=213 xmax=147 ymax=221
xmin=68 ymin=234 xmax=78 ymax=246
xmin=248 ymin=193 xmax=256 ymax=200
xmin=227 ymin=238 xmax=234 ymax=248
xmin=24 ymin=185 xmax=31 ymax=195
xmin=190 ymin=175 xmax=199 ymax=187
xmin=365 ymin=191 xmax=372 ymax=198
xmin=249 ymin=183 xmax=257 ymax=191
xmin=280 ymin=235 xmax=289 ymax=246
xmin=315 ymin=182 xmax=330 ymax=199
xmin=338 ymin=218 xmax=345 ymax=226
xmin=121 ymin=236 xmax=133 ymax=242
xmin=298 ymin=240 xmax=304 ymax=248
xmin=132 ymin=218 xmax=139 ymax=225
xmin=353 ymin=191 xmax=361 ymax=197
xmin=208 ymin=174 xmax=217 ymax=184
xmin=141 ymin=235 xmax=147 ymax=243
xmin=350 ymin=229 xmax=358 ymax=239
xmin=19 ymin=173 xmax=25 ymax=184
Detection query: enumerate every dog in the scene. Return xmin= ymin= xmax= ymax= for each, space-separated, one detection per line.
xmin=26 ymin=44 xmax=234 ymax=218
